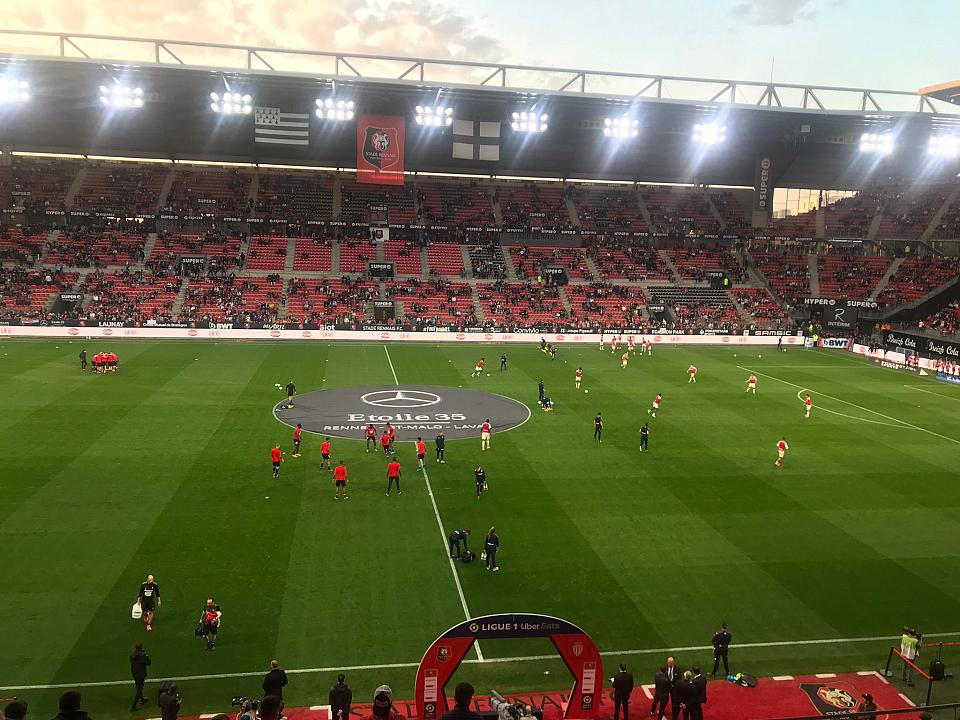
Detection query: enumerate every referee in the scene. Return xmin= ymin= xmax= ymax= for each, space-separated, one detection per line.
xmin=640 ymin=423 xmax=650 ymax=452
xmin=594 ymin=412 xmax=603 ymax=443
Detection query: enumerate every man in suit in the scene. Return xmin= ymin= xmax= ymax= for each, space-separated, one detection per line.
xmin=262 ymin=660 xmax=288 ymax=700
xmin=649 ymin=665 xmax=671 ymax=720
xmin=674 ymin=673 xmax=698 ymax=720
xmin=612 ymin=663 xmax=634 ymax=720
xmin=710 ymin=623 xmax=732 ymax=677
xmin=690 ymin=667 xmax=706 ymax=720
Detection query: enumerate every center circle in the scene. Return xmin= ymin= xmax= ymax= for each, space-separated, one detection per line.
xmin=273 ymin=385 xmax=531 ymax=440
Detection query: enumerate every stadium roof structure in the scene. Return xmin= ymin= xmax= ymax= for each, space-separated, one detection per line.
xmin=920 ymin=80 xmax=960 ymax=107
xmin=1 ymin=29 xmax=957 ymax=116
xmin=1 ymin=30 xmax=959 ymax=189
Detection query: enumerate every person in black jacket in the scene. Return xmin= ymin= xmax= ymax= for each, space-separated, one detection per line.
xmin=435 ymin=432 xmax=446 ymax=463
xmin=710 ymin=622 xmax=731 ymax=677
xmin=54 ymin=691 xmax=91 ymax=720
xmin=440 ymin=682 xmax=482 ymax=720
xmin=690 ymin=666 xmax=706 ymax=720
xmin=611 ymin=663 xmax=634 ymax=720
xmin=130 ymin=643 xmax=151 ymax=710
xmin=262 ymin=660 xmax=288 ymax=700
xmin=674 ymin=672 xmax=697 ymax=720
xmin=328 ymin=673 xmax=353 ymax=720
xmin=650 ymin=665 xmax=671 ymax=720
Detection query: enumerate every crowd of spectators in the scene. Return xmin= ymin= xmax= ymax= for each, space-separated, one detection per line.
xmin=586 ymin=237 xmax=667 ymax=281
xmin=921 ymin=299 xmax=960 ymax=336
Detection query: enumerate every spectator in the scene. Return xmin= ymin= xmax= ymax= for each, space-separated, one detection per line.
xmin=159 ymin=691 xmax=180 ymax=720
xmin=4 ymin=700 xmax=27 ymax=720
xmin=675 ymin=672 xmax=697 ymax=720
xmin=53 ymin=692 xmax=90 ymax=720
xmin=611 ymin=663 xmax=634 ymax=720
xmin=440 ymin=683 xmax=482 ymax=720
xmin=329 ymin=673 xmax=353 ymax=720
xmin=649 ymin=665 xmax=671 ymax=720
xmin=259 ymin=696 xmax=283 ymax=720
xmin=365 ymin=685 xmax=404 ymax=720
xmin=262 ymin=660 xmax=288 ymax=700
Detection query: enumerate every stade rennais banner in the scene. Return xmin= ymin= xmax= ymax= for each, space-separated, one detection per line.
xmin=357 ymin=114 xmax=405 ymax=185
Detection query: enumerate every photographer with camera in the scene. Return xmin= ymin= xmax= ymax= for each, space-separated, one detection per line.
xmin=490 ymin=691 xmax=522 ymax=720
xmin=235 ymin=698 xmax=259 ymax=720
xmin=158 ymin=683 xmax=181 ymax=720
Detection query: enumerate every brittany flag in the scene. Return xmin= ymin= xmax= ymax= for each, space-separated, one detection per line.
xmin=254 ymin=107 xmax=310 ymax=146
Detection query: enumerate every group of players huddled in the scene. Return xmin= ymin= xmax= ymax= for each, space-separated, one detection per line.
xmin=78 ymin=348 xmax=119 ymax=373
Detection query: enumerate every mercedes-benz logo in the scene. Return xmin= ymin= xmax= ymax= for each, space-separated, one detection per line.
xmin=361 ymin=390 xmax=442 ymax=408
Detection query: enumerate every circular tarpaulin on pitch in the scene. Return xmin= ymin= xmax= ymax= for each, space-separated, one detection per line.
xmin=274 ymin=385 xmax=531 ymax=440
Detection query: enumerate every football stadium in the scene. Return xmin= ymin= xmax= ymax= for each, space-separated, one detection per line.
xmin=1 ymin=25 xmax=960 ymax=720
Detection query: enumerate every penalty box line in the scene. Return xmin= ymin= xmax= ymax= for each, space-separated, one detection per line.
xmin=383 ymin=345 xmax=484 ymax=662
xmin=738 ymin=366 xmax=960 ymax=446
xmin=8 ymin=630 xmax=960 ymax=691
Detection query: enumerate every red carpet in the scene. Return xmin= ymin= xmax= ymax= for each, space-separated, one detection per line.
xmin=183 ymin=672 xmax=918 ymax=720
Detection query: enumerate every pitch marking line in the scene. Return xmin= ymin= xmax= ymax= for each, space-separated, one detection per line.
xmin=738 ymin=366 xmax=960 ymax=446
xmin=383 ymin=345 xmax=483 ymax=662
xmin=904 ymin=385 xmax=960 ymax=403
xmin=795 ymin=388 xmax=909 ymax=429
xmin=8 ymin=631 xmax=960 ymax=691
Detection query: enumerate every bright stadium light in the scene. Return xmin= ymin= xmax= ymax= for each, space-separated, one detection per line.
xmin=928 ymin=135 xmax=960 ymax=159
xmin=315 ymin=98 xmax=355 ymax=121
xmin=210 ymin=91 xmax=252 ymax=115
xmin=99 ymin=83 xmax=144 ymax=109
xmin=692 ymin=122 xmax=726 ymax=145
xmin=859 ymin=132 xmax=894 ymax=155
xmin=511 ymin=110 xmax=548 ymax=133
xmin=0 ymin=76 xmax=30 ymax=103
xmin=603 ymin=116 xmax=639 ymax=139
xmin=415 ymin=105 xmax=453 ymax=127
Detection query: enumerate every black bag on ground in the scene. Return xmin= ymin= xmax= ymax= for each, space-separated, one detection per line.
xmin=460 ymin=550 xmax=475 ymax=563
xmin=930 ymin=659 xmax=946 ymax=680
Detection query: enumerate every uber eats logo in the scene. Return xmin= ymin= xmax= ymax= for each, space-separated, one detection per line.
xmin=274 ymin=385 xmax=530 ymax=440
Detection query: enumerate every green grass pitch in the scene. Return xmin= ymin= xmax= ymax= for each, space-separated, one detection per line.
xmin=2 ymin=339 xmax=960 ymax=717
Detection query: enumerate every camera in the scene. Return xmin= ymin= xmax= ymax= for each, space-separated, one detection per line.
xmin=232 ymin=697 xmax=260 ymax=711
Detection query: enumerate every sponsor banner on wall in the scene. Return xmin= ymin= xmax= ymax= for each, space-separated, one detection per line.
xmin=818 ymin=337 xmax=852 ymax=349
xmin=754 ymin=156 xmax=773 ymax=216
xmin=0 ymin=324 xmax=804 ymax=345
xmin=357 ymin=114 xmax=405 ymax=185
xmin=884 ymin=330 xmax=960 ymax=360
xmin=804 ymin=297 xmax=880 ymax=310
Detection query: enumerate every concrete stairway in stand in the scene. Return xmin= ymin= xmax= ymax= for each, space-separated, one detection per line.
xmin=657 ymin=249 xmax=683 ymax=283
xmin=284 ymin=236 xmax=297 ymax=272
xmin=807 ymin=254 xmax=821 ymax=297
xmin=64 ymin=165 xmax=88 ymax=210
xmin=921 ymin=184 xmax=960 ymax=241
xmin=704 ymin=193 xmax=726 ymax=231
xmin=156 ymin=166 xmax=176 ymax=212
xmin=869 ymin=257 xmax=904 ymax=301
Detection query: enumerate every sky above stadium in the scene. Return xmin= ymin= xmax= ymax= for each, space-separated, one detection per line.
xmin=2 ymin=0 xmax=956 ymax=92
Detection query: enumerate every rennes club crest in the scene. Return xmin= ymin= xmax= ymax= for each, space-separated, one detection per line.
xmin=363 ymin=126 xmax=399 ymax=171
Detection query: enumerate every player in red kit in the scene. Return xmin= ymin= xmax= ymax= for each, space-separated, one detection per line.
xmin=333 ymin=461 xmax=349 ymax=500
xmin=471 ymin=357 xmax=486 ymax=377
xmin=775 ymin=437 xmax=789 ymax=467
xmin=688 ymin=364 xmax=698 ymax=383
xmin=386 ymin=423 xmax=396 ymax=450
xmin=628 ymin=336 xmax=635 ymax=353
xmin=292 ymin=423 xmax=303 ymax=457
xmin=648 ymin=393 xmax=662 ymax=418
xmin=416 ymin=437 xmax=427 ymax=470
xmin=320 ymin=437 xmax=332 ymax=470
xmin=386 ymin=458 xmax=402 ymax=496
xmin=365 ymin=423 xmax=377 ymax=452
xmin=611 ymin=336 xmax=618 ymax=354
xmin=575 ymin=367 xmax=583 ymax=390
xmin=621 ymin=351 xmax=629 ymax=369
xmin=380 ymin=431 xmax=391 ymax=456
xmin=804 ymin=394 xmax=813 ymax=418
xmin=746 ymin=374 xmax=757 ymax=394
xmin=271 ymin=444 xmax=284 ymax=478
xmin=480 ymin=419 xmax=492 ymax=451
xmin=645 ymin=338 xmax=653 ymax=355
